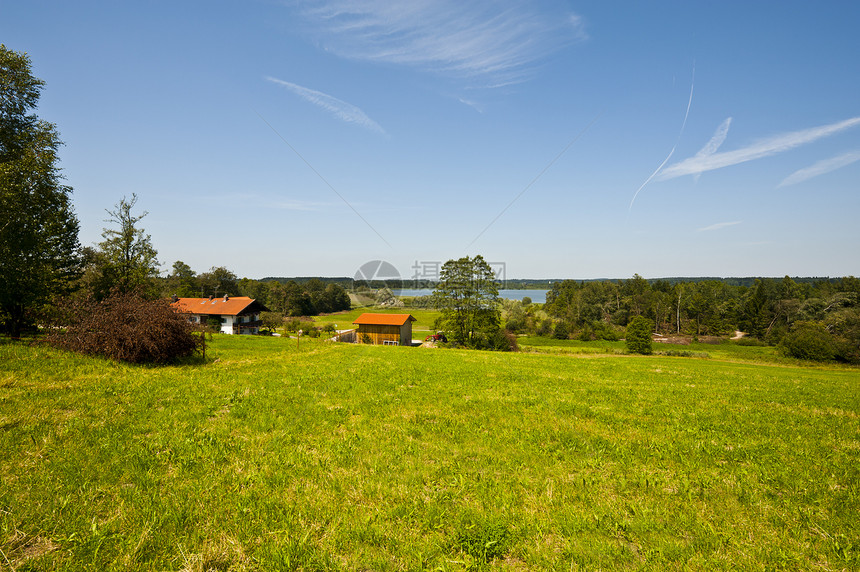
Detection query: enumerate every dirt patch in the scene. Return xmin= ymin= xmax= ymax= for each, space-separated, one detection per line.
xmin=5 ymin=533 xmax=61 ymax=568
xmin=653 ymin=335 xmax=690 ymax=345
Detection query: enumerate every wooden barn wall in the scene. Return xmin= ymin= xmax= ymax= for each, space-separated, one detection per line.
xmin=357 ymin=324 xmax=401 ymax=345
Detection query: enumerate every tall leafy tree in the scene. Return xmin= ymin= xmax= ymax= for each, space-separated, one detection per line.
xmin=167 ymin=260 xmax=199 ymax=297
xmin=198 ymin=266 xmax=237 ymax=297
xmin=98 ymin=193 xmax=159 ymax=296
xmin=0 ymin=45 xmax=80 ymax=337
xmin=433 ymin=255 xmax=501 ymax=347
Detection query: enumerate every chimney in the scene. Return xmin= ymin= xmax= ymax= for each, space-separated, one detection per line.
xmin=171 ymin=294 xmax=179 ymax=303
xmin=208 ymin=294 xmax=214 ymax=301
xmin=223 ymin=294 xmax=229 ymax=302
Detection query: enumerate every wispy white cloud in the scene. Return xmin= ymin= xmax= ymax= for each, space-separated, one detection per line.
xmin=292 ymin=0 xmax=586 ymax=86
xmin=658 ymin=116 xmax=860 ymax=180
xmin=777 ymin=150 xmax=860 ymax=187
xmin=698 ymin=220 xmax=742 ymax=232
xmin=692 ymin=117 xmax=732 ymax=182
xmin=266 ymin=76 xmax=386 ymax=134
xmin=272 ymin=199 xmax=333 ymax=211
xmin=457 ymin=97 xmax=484 ymax=113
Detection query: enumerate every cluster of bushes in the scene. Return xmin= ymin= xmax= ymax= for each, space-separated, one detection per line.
xmin=779 ymin=321 xmax=859 ymax=363
xmin=47 ymin=290 xmax=202 ymax=364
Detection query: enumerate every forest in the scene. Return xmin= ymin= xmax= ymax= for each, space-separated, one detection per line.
xmin=518 ymin=274 xmax=860 ymax=362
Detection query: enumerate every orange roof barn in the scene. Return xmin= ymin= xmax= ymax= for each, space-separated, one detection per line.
xmin=352 ymin=313 xmax=416 ymax=346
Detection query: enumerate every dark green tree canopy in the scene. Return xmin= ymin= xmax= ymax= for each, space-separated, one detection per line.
xmin=625 ymin=315 xmax=654 ymax=355
xmin=0 ymin=45 xmax=80 ymax=337
xmin=432 ymin=255 xmax=502 ymax=348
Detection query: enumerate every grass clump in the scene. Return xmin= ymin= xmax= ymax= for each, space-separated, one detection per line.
xmin=453 ymin=514 xmax=514 ymax=567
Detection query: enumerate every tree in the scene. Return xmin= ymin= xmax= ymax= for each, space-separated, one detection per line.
xmin=0 ymin=45 xmax=80 ymax=337
xmin=98 ymin=194 xmax=159 ymax=296
xmin=198 ymin=266 xmax=237 ymax=297
xmin=626 ymin=316 xmax=653 ymax=355
xmin=167 ymin=260 xmax=199 ymax=297
xmin=432 ymin=255 xmax=502 ymax=348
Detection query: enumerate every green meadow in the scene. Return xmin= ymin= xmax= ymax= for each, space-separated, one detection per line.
xmin=1 ymin=336 xmax=858 ymax=570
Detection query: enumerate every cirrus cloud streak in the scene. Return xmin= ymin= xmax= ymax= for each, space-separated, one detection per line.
xmin=266 ymin=76 xmax=386 ymax=134
xmin=292 ymin=0 xmax=586 ymax=86
xmin=697 ymin=220 xmax=742 ymax=232
xmin=658 ymin=116 xmax=860 ymax=180
xmin=778 ymin=150 xmax=860 ymax=187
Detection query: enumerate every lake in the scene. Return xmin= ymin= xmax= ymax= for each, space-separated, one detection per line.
xmin=398 ymin=288 xmax=548 ymax=304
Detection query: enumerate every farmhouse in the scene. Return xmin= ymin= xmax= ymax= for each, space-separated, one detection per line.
xmin=171 ymin=295 xmax=269 ymax=335
xmin=353 ymin=313 xmax=416 ymax=346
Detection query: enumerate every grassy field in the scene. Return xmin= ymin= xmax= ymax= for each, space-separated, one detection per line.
xmin=1 ymin=336 xmax=858 ymax=570
xmin=516 ymin=337 xmax=790 ymax=364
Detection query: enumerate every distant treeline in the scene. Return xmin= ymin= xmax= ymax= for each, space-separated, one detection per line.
xmin=508 ymin=277 xmax=842 ymax=289
xmin=261 ymin=277 xmax=354 ymax=287
xmin=534 ymin=274 xmax=859 ymax=363
xmin=262 ymin=276 xmax=847 ymax=290
xmin=163 ymin=266 xmax=350 ymax=317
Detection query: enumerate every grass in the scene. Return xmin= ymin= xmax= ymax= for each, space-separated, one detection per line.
xmin=1 ymin=335 xmax=858 ymax=570
xmin=516 ymin=336 xmax=815 ymax=366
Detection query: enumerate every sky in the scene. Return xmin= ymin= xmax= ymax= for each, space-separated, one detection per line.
xmin=4 ymin=0 xmax=859 ymax=280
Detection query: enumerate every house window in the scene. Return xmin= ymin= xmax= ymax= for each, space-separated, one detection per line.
xmin=220 ymin=317 xmax=226 ymax=324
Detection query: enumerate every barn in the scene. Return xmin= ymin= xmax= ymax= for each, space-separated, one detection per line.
xmin=353 ymin=313 xmax=416 ymax=346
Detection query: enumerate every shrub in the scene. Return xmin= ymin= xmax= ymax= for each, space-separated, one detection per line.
xmin=47 ymin=290 xmax=202 ymax=364
xmin=553 ymin=321 xmax=570 ymax=340
xmin=536 ymin=320 xmax=552 ymax=337
xmin=597 ymin=322 xmax=620 ymax=341
xmin=735 ymin=337 xmax=768 ymax=346
xmin=779 ymin=321 xmax=836 ymax=362
xmin=626 ymin=316 xmax=653 ymax=355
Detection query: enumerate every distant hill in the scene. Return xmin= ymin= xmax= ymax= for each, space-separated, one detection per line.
xmin=259 ymin=276 xmax=845 ymax=289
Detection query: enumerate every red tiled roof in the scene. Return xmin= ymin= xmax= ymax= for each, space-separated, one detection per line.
xmin=352 ymin=313 xmax=416 ymax=326
xmin=171 ymin=297 xmax=266 ymax=316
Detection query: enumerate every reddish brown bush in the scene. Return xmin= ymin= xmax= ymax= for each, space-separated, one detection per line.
xmin=47 ymin=290 xmax=203 ymax=364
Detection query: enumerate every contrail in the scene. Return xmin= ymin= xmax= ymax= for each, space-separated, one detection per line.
xmin=658 ymin=116 xmax=860 ymax=180
xmin=628 ymin=63 xmax=695 ymax=212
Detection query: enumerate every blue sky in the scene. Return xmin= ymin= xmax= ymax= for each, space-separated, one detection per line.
xmin=4 ymin=1 xmax=859 ymax=280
